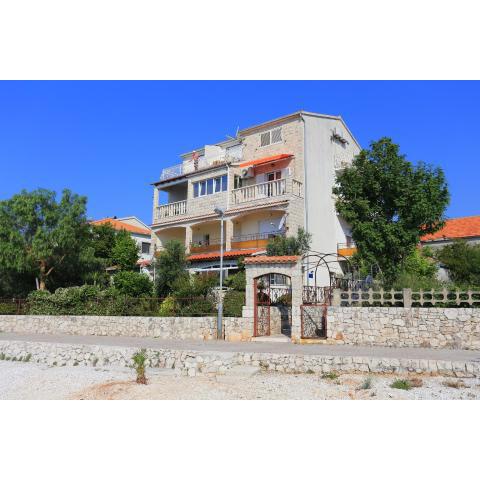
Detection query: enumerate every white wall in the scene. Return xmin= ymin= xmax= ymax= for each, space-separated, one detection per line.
xmin=303 ymin=115 xmax=360 ymax=285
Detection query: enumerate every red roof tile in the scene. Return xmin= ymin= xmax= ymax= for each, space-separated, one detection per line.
xmin=187 ymin=249 xmax=263 ymax=262
xmin=91 ymin=218 xmax=151 ymax=235
xmin=421 ymin=216 xmax=480 ymax=242
xmin=239 ymin=153 xmax=292 ymax=168
xmin=243 ymin=255 xmax=300 ymax=264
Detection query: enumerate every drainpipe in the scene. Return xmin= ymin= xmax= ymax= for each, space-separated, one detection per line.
xmin=300 ymin=114 xmax=309 ymax=286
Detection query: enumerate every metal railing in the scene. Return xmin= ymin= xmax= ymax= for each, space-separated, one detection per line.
xmin=159 ymin=156 xmax=230 ymax=181
xmin=231 ymin=231 xmax=284 ymax=243
xmin=156 ymin=199 xmax=187 ymax=219
xmin=232 ymin=178 xmax=288 ymax=204
xmin=189 ymin=238 xmax=225 ymax=253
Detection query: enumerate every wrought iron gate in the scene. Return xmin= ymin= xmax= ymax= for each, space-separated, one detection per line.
xmin=254 ymin=274 xmax=292 ymax=337
xmin=301 ymin=286 xmax=332 ymax=339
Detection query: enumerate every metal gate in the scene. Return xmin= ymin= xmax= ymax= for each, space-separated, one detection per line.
xmin=301 ymin=286 xmax=332 ymax=339
xmin=254 ymin=274 xmax=292 ymax=337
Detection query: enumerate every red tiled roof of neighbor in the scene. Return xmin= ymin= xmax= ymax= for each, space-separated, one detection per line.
xmin=243 ymin=255 xmax=300 ymax=264
xmin=91 ymin=218 xmax=151 ymax=235
xmin=239 ymin=153 xmax=292 ymax=168
xmin=187 ymin=249 xmax=263 ymax=261
xmin=137 ymin=259 xmax=152 ymax=266
xmin=421 ymin=216 xmax=480 ymax=242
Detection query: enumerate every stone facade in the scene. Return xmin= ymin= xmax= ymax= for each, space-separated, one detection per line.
xmin=326 ymin=307 xmax=480 ymax=350
xmin=0 ymin=315 xmax=252 ymax=342
xmin=1 ymin=339 xmax=479 ymax=378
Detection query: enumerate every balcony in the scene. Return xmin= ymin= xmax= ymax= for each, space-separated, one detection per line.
xmin=156 ymin=199 xmax=187 ymax=220
xmin=232 ymin=179 xmax=303 ymax=205
xmin=189 ymin=238 xmax=225 ymax=254
xmin=160 ymin=156 xmax=229 ymax=182
xmin=231 ymin=231 xmax=284 ymax=250
xmin=337 ymin=242 xmax=357 ymax=257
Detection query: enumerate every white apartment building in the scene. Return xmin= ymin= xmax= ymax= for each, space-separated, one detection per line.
xmin=150 ymin=111 xmax=361 ymax=285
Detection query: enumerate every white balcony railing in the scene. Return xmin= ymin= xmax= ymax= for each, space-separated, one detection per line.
xmin=156 ymin=199 xmax=187 ymax=220
xmin=159 ymin=156 xmax=230 ymax=181
xmin=232 ymin=179 xmax=290 ymax=204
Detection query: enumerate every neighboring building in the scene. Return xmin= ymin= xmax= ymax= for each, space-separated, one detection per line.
xmin=421 ymin=215 xmax=480 ymax=248
xmin=150 ymin=111 xmax=361 ymax=285
xmin=91 ymin=216 xmax=153 ymax=275
xmin=421 ymin=215 xmax=480 ymax=282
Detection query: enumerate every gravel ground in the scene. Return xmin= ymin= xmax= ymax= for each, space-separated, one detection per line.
xmin=1 ymin=360 xmax=480 ymax=400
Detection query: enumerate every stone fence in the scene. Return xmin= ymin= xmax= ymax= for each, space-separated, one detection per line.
xmin=0 ymin=315 xmax=253 ymax=342
xmin=326 ymin=307 xmax=480 ymax=350
xmin=334 ymin=288 xmax=480 ymax=308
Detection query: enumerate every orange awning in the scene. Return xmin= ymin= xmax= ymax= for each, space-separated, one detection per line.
xmin=238 ymin=153 xmax=292 ymax=169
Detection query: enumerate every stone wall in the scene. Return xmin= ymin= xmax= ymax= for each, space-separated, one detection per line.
xmin=327 ymin=307 xmax=480 ymax=350
xmin=1 ymin=339 xmax=478 ymax=378
xmin=0 ymin=315 xmax=252 ymax=342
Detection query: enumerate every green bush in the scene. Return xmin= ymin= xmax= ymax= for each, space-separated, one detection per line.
xmin=177 ymin=298 xmax=216 ymax=316
xmin=158 ymin=296 xmax=177 ymax=316
xmin=113 ymin=271 xmax=153 ymax=297
xmin=224 ymin=271 xmax=246 ymax=291
xmin=223 ymin=290 xmax=245 ymax=317
xmin=390 ymin=379 xmax=412 ymax=390
xmin=0 ymin=302 xmax=19 ymax=315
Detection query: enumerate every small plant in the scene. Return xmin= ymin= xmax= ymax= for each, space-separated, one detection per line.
xmin=73 ymin=361 xmax=79 ymax=366
xmin=0 ymin=353 xmax=5 ymax=360
xmin=358 ymin=376 xmax=373 ymax=390
xmin=132 ymin=349 xmax=148 ymax=384
xmin=321 ymin=371 xmax=339 ymax=380
xmin=305 ymin=369 xmax=315 ymax=374
xmin=23 ymin=353 xmax=32 ymax=362
xmin=390 ymin=379 xmax=412 ymax=390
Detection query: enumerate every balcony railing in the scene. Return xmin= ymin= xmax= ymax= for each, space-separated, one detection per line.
xmin=231 ymin=231 xmax=284 ymax=250
xmin=232 ymin=179 xmax=289 ymax=204
xmin=189 ymin=238 xmax=225 ymax=254
xmin=160 ymin=156 xmax=229 ymax=181
xmin=337 ymin=241 xmax=357 ymax=257
xmin=156 ymin=199 xmax=187 ymax=220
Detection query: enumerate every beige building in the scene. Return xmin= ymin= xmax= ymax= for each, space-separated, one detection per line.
xmin=150 ymin=111 xmax=361 ymax=285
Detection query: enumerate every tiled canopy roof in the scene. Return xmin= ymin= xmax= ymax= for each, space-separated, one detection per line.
xmin=187 ymin=249 xmax=263 ymax=262
xmin=421 ymin=216 xmax=480 ymax=242
xmin=243 ymin=255 xmax=300 ymax=264
xmin=91 ymin=218 xmax=151 ymax=235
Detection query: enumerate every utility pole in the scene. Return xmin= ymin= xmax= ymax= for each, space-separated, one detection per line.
xmin=214 ymin=207 xmax=224 ymax=340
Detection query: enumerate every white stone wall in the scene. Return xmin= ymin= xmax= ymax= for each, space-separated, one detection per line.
xmin=1 ymin=340 xmax=478 ymax=377
xmin=0 ymin=315 xmax=252 ymax=342
xmin=326 ymin=307 xmax=480 ymax=350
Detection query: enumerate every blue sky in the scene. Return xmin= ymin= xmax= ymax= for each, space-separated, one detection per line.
xmin=0 ymin=81 xmax=478 ymax=224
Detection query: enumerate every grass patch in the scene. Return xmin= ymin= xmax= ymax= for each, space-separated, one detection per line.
xmin=321 ymin=372 xmax=339 ymax=380
xmin=358 ymin=376 xmax=373 ymax=390
xmin=390 ymin=379 xmax=412 ymax=390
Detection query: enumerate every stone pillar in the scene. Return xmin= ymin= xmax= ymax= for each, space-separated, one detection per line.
xmin=332 ymin=288 xmax=341 ymax=306
xmin=225 ymin=218 xmax=233 ymax=251
xmin=403 ymin=288 xmax=412 ymax=308
xmin=152 ymin=187 xmax=159 ymax=223
xmin=185 ymin=225 xmax=193 ymax=254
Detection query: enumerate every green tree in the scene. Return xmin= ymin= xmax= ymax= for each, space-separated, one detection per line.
xmin=266 ymin=228 xmax=311 ymax=256
xmin=111 ymin=230 xmax=139 ymax=270
xmin=155 ymin=240 xmax=188 ymax=296
xmin=113 ymin=270 xmax=153 ymax=297
xmin=333 ymin=138 xmax=449 ymax=284
xmin=392 ymin=247 xmax=440 ymax=290
xmin=437 ymin=241 xmax=480 ymax=287
xmin=90 ymin=223 xmax=117 ymax=263
xmin=0 ymin=189 xmax=91 ymax=291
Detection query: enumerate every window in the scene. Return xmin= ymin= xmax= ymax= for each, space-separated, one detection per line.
xmin=267 ymin=171 xmax=282 ymax=182
xmin=207 ymin=178 xmax=213 ymax=195
xmin=193 ymin=174 xmax=228 ymax=198
xmin=141 ymin=242 xmax=150 ymax=254
xmin=260 ymin=127 xmax=282 ymax=147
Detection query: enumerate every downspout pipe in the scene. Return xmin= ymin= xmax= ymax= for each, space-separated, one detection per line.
xmin=300 ymin=114 xmax=309 ymax=286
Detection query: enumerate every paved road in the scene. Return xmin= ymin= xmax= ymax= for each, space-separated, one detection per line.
xmin=1 ymin=332 xmax=480 ymax=362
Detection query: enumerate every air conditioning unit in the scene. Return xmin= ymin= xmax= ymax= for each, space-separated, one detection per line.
xmin=241 ymin=166 xmax=254 ymax=178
